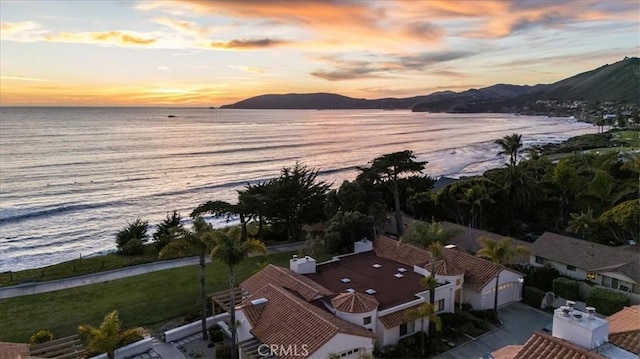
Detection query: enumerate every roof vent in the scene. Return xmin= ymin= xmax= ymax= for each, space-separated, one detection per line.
xmin=250 ymin=298 xmax=269 ymax=306
xmin=365 ymin=289 xmax=376 ymax=295
xmin=561 ymin=306 xmax=570 ymax=316
xmin=566 ymin=300 xmax=575 ymax=311
xmin=292 ymin=254 xmax=298 ymax=261
xmin=586 ymin=306 xmax=596 ymax=319
xmin=341 ymin=278 xmax=351 ymax=283
xmin=397 ymin=268 xmax=407 ymax=273
xmin=394 ymin=273 xmax=404 ymax=279
xmin=372 ymin=264 xmax=382 ymax=269
xmin=346 ymin=288 xmax=355 ymax=293
xmin=444 ymin=244 xmax=457 ymax=249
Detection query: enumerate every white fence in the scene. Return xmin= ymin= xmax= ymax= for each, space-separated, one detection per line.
xmin=90 ymin=337 xmax=154 ymax=359
xmin=163 ymin=313 xmax=230 ymax=342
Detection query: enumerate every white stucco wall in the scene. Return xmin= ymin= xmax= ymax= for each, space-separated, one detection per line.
xmin=377 ymin=318 xmax=422 ymax=347
xmin=463 ymin=269 xmax=523 ymax=310
xmin=312 ymin=334 xmax=374 ymax=358
xmin=234 ymin=310 xmax=255 ymax=343
xmin=335 ymin=309 xmax=377 ymax=332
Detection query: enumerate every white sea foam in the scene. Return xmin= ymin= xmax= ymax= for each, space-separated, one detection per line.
xmin=0 ymin=108 xmax=596 ymax=271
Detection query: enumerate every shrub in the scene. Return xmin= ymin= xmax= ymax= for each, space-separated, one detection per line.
xmin=469 ymin=309 xmax=498 ymax=324
xmin=215 ymin=344 xmax=231 ymax=359
xmin=530 ymin=265 xmax=561 ymax=292
xmin=524 ymin=286 xmax=546 ymax=308
xmin=587 ymin=287 xmax=631 ymax=316
xmin=553 ymin=277 xmax=579 ymax=300
xmin=116 ymin=219 xmax=149 ymax=255
xmin=208 ymin=325 xmax=224 ymax=343
xmin=29 ymin=330 xmax=53 ymax=345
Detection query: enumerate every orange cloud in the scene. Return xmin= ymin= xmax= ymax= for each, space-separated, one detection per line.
xmin=46 ymin=31 xmax=157 ymax=46
xmin=208 ymin=38 xmax=289 ymax=50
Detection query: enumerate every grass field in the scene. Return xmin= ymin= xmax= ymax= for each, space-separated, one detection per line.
xmin=0 ymin=246 xmax=162 ymax=287
xmin=0 ymin=252 xmax=293 ymax=343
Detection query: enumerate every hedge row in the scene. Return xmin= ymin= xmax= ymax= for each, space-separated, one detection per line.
xmin=587 ymin=287 xmax=631 ymax=316
xmin=524 ymin=286 xmax=545 ymax=308
xmin=552 ymin=277 xmax=579 ymax=301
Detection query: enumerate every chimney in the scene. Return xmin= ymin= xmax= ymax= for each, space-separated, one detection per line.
xmin=354 ymin=238 xmax=373 ymax=254
xmin=552 ymin=307 xmax=609 ymax=350
xmin=290 ymin=255 xmax=316 ymax=274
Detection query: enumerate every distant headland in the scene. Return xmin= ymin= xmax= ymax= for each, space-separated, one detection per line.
xmin=220 ymin=57 xmax=639 ymax=118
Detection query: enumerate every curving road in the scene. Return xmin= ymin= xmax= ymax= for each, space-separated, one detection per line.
xmin=0 ymin=242 xmax=303 ymax=299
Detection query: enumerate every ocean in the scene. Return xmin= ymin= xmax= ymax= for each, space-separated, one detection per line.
xmin=0 ymin=107 xmax=596 ymax=272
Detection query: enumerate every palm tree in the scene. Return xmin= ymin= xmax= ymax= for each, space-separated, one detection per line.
xmin=477 ymin=237 xmax=529 ymax=315
xmin=79 ymin=310 xmax=144 ymax=359
xmin=159 ymin=216 xmax=215 ymax=340
xmin=495 ymin=133 xmax=523 ymax=168
xmin=457 ymin=181 xmax=494 ymax=229
xmin=550 ymin=160 xmax=577 ymax=227
xmin=406 ymin=302 xmax=442 ymax=356
xmin=211 ymin=227 xmax=267 ymax=359
xmin=566 ymin=208 xmax=595 ymax=240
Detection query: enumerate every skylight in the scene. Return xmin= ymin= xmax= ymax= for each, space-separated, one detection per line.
xmin=346 ymin=288 xmax=355 ymax=293
xmin=341 ymin=278 xmax=351 ymax=283
xmin=372 ymin=264 xmax=382 ymax=268
xmin=394 ymin=273 xmax=404 ymax=279
xmin=397 ymin=268 xmax=407 ymax=273
xmin=365 ymin=289 xmax=377 ymax=295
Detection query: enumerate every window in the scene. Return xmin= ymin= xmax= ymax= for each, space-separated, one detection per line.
xmin=435 ymin=299 xmax=445 ymax=312
xmin=400 ymin=321 xmax=415 ymax=336
xmin=566 ymin=265 xmax=576 ymax=271
xmin=363 ymin=316 xmax=371 ymax=325
xmin=455 ymin=278 xmax=461 ymax=286
xmin=602 ymin=276 xmax=611 ymax=287
xmin=612 ymin=278 xmax=619 ymax=289
xmin=535 ymin=256 xmax=544 ymax=265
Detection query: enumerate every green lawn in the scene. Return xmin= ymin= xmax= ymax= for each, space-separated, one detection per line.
xmin=0 ymin=246 xmax=161 ymax=287
xmin=0 ymin=252 xmax=292 ymax=343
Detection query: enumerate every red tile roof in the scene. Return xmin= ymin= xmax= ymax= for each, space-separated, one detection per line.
xmin=0 ymin=342 xmax=28 ymax=359
xmin=373 ymin=236 xmax=431 ymax=266
xmin=432 ymin=259 xmax=464 ymax=276
xmin=491 ymin=345 xmax=521 ymax=359
xmin=607 ymin=305 xmax=640 ymax=354
xmin=492 ymin=332 xmax=606 ymax=359
xmin=241 ymin=264 xmax=333 ymax=302
xmin=441 ymin=222 xmax=532 ymax=262
xmin=378 ymin=303 xmax=425 ymax=329
xmin=331 ymin=292 xmax=379 ymax=314
xmin=239 ymin=284 xmax=376 ymax=359
xmin=441 ymin=248 xmax=516 ymax=292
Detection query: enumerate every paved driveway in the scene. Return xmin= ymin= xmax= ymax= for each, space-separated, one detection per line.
xmin=435 ymin=302 xmax=552 ymax=359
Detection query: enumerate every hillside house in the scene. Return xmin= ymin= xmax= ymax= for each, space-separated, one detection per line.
xmin=530 ymin=232 xmax=640 ymax=304
xmin=225 ymin=236 xmax=523 ymax=358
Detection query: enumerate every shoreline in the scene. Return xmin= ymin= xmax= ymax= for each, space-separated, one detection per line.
xmin=0 ymin=113 xmax=598 ymax=272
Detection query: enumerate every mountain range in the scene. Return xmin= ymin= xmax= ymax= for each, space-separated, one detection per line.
xmin=220 ymin=57 xmax=639 ymax=112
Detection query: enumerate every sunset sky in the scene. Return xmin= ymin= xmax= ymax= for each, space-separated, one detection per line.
xmin=1 ymin=0 xmax=638 ymax=106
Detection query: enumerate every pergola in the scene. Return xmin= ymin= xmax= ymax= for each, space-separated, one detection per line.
xmin=211 ymin=287 xmax=246 ymax=313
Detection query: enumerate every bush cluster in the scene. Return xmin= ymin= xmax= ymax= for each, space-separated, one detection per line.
xmin=552 ymin=277 xmax=579 ymax=301
xmin=524 ymin=286 xmax=546 ymax=308
xmin=29 ymin=330 xmax=54 ymax=345
xmin=587 ymin=287 xmax=631 ymax=316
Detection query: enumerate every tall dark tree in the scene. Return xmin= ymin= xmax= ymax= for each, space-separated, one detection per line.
xmin=159 ymin=217 xmax=216 ymax=340
xmin=358 ymin=150 xmax=426 ymax=236
xmin=192 ymin=200 xmax=249 ymax=241
xmin=115 ymin=218 xmax=149 ymax=255
xmin=153 ymin=211 xmax=183 ymax=252
xmin=263 ymin=163 xmax=330 ymax=241
xmin=324 ymin=211 xmax=374 ymax=254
